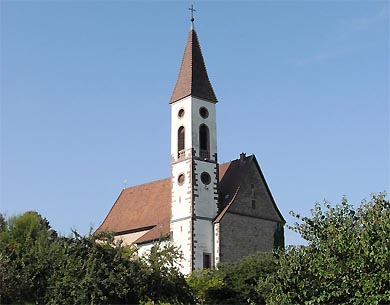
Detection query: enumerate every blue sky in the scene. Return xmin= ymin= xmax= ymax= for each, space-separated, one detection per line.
xmin=1 ymin=1 xmax=389 ymax=245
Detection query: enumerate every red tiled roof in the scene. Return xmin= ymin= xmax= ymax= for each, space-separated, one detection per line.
xmin=169 ymin=29 xmax=218 ymax=104
xmin=96 ymin=160 xmax=237 ymax=243
xmin=96 ymin=178 xmax=171 ymax=241
xmin=96 ymin=155 xmax=284 ymax=244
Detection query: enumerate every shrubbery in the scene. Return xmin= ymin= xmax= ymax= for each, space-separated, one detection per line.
xmin=0 ymin=212 xmax=194 ymax=304
xmin=187 ymin=192 xmax=390 ymax=305
xmin=1 ymin=192 xmax=388 ymax=304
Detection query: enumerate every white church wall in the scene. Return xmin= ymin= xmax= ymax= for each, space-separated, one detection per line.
xmin=171 ymin=96 xmax=193 ymax=162
xmin=171 ymin=219 xmax=193 ymax=275
xmin=170 ymin=96 xmax=217 ymax=162
xmin=190 ymin=97 xmax=217 ymax=160
xmin=171 ymin=158 xmax=192 ymax=219
xmin=193 ymin=160 xmax=218 ymax=217
xmin=214 ymin=222 xmax=220 ymax=266
xmin=136 ymin=242 xmax=155 ymax=257
xmin=170 ymin=94 xmax=219 ymax=273
xmin=192 ymin=157 xmax=218 ymax=270
xmin=193 ymin=218 xmax=215 ymax=269
xmin=170 ymin=104 xmax=194 ymax=275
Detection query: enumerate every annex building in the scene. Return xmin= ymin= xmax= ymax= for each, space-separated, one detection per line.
xmin=96 ymin=18 xmax=285 ymax=275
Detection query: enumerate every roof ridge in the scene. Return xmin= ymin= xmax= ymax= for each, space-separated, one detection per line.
xmin=123 ymin=177 xmax=171 ymax=191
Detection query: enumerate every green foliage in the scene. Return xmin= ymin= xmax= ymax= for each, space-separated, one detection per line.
xmin=187 ymin=253 xmax=277 ymax=304
xmin=273 ymin=222 xmax=285 ymax=249
xmin=187 ymin=269 xmax=224 ymax=304
xmin=3 ymin=192 xmax=387 ymax=305
xmin=0 ymin=213 xmax=6 ymax=232
xmin=0 ymin=212 xmax=194 ymax=304
xmin=267 ymin=192 xmax=390 ymax=305
xmin=0 ymin=211 xmax=57 ymax=304
xmin=139 ymin=241 xmax=195 ymax=304
xmin=45 ymin=231 xmax=142 ymax=305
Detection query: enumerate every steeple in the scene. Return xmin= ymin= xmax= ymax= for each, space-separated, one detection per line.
xmin=169 ymin=26 xmax=218 ymax=104
xmin=169 ymin=11 xmax=219 ymax=274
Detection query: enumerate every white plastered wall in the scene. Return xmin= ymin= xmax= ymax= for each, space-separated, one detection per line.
xmin=191 ymin=97 xmax=217 ymax=160
xmin=171 ymin=97 xmax=193 ymax=275
xmin=194 ymin=160 xmax=218 ymax=217
xmin=214 ymin=222 xmax=220 ymax=266
xmin=193 ymin=160 xmax=218 ymax=269
xmin=171 ymin=97 xmax=193 ymax=161
xmin=170 ymin=96 xmax=217 ymax=162
xmin=170 ymin=96 xmax=218 ymax=274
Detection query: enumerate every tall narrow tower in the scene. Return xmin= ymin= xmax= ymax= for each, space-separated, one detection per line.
xmin=170 ymin=19 xmax=218 ymax=274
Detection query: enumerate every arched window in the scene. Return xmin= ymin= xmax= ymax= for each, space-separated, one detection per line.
xmin=178 ymin=126 xmax=185 ymax=158
xmin=199 ymin=124 xmax=210 ymax=159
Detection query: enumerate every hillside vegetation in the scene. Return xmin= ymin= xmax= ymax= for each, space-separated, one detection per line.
xmin=1 ymin=192 xmax=388 ymax=304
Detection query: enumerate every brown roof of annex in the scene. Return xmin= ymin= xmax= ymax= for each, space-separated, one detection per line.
xmin=169 ymin=27 xmax=218 ymax=104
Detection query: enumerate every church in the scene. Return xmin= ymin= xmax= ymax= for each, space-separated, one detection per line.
xmin=96 ymin=16 xmax=285 ymax=275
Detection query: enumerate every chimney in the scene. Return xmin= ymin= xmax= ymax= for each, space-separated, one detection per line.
xmin=240 ymin=152 xmax=246 ymax=163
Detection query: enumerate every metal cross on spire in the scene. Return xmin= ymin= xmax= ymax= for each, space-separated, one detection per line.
xmin=189 ymin=4 xmax=196 ymax=25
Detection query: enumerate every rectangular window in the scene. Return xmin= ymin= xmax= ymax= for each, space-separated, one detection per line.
xmin=203 ymin=253 xmax=211 ymax=269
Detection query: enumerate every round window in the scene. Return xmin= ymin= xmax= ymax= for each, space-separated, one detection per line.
xmin=199 ymin=107 xmax=209 ymax=119
xmin=178 ymin=108 xmax=185 ymax=118
xmin=200 ymin=172 xmax=211 ymax=185
xmin=178 ymin=173 xmax=185 ymax=185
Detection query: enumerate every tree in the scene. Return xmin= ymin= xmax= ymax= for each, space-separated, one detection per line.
xmin=45 ymin=231 xmax=142 ymax=305
xmin=0 ymin=211 xmax=195 ymax=304
xmin=267 ymin=193 xmax=390 ymax=305
xmin=186 ymin=268 xmax=225 ymax=304
xmin=187 ymin=253 xmax=277 ymax=304
xmin=139 ymin=241 xmax=195 ymax=304
xmin=0 ymin=211 xmax=57 ymax=304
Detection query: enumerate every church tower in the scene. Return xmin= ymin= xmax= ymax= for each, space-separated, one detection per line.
xmin=170 ymin=18 xmax=218 ymax=274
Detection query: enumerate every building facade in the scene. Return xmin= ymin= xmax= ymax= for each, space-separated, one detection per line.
xmin=96 ymin=20 xmax=285 ymax=275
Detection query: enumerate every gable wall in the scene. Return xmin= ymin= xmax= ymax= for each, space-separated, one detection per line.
xmin=219 ymin=160 xmax=284 ymax=263
xmin=228 ymin=160 xmax=282 ymax=222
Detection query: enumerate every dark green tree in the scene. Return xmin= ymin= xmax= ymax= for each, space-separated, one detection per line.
xmin=0 ymin=211 xmax=195 ymax=304
xmin=187 ymin=253 xmax=277 ymax=304
xmin=139 ymin=241 xmax=195 ymax=304
xmin=0 ymin=211 xmax=57 ymax=304
xmin=186 ymin=268 xmax=224 ymax=304
xmin=45 ymin=231 xmax=142 ymax=304
xmin=0 ymin=213 xmax=6 ymax=232
xmin=267 ymin=193 xmax=390 ymax=305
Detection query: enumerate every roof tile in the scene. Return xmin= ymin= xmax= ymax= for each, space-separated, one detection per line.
xmin=96 ymin=156 xmax=283 ymax=244
xmin=170 ymin=29 xmax=217 ymax=104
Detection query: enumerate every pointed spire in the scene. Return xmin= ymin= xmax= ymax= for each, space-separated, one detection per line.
xmin=170 ymin=27 xmax=218 ymax=104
